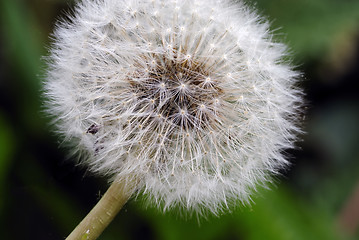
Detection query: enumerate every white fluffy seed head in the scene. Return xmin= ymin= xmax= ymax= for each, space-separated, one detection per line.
xmin=44 ymin=0 xmax=303 ymax=215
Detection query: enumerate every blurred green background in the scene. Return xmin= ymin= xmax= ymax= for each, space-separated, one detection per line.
xmin=1 ymin=0 xmax=359 ymax=239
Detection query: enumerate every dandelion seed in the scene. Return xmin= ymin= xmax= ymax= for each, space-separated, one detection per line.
xmin=44 ymin=0 xmax=302 ymax=226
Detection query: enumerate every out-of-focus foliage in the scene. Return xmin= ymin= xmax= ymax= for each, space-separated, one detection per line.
xmin=255 ymin=0 xmax=359 ymax=61
xmin=0 ymin=114 xmax=15 ymax=208
xmin=1 ymin=0 xmax=359 ymax=239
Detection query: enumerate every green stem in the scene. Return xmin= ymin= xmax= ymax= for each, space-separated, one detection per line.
xmin=65 ymin=177 xmax=136 ymax=240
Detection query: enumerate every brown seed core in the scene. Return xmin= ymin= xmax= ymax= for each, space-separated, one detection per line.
xmin=129 ymin=54 xmax=223 ymax=131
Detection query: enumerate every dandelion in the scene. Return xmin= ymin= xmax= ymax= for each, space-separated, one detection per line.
xmin=44 ymin=0 xmax=302 ymax=239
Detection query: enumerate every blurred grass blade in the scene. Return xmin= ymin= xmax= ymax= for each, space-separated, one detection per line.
xmin=0 ymin=113 xmax=15 ymax=211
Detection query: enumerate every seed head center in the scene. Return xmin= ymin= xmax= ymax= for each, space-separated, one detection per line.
xmin=129 ymin=55 xmax=223 ymax=130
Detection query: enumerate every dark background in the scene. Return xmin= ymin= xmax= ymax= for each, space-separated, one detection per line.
xmin=1 ymin=0 xmax=359 ymax=239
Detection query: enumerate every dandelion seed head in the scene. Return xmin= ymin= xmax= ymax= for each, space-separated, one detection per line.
xmin=45 ymin=0 xmax=303 ymax=214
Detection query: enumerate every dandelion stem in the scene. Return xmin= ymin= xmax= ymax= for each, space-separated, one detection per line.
xmin=65 ymin=177 xmax=135 ymax=240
